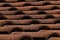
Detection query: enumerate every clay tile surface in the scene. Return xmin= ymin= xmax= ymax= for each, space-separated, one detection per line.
xmin=0 ymin=0 xmax=60 ymax=40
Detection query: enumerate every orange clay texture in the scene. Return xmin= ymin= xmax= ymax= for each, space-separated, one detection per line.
xmin=0 ymin=0 xmax=60 ymax=40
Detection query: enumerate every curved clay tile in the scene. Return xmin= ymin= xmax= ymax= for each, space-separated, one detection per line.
xmin=45 ymin=15 xmax=55 ymax=19
xmin=21 ymin=15 xmax=32 ymax=19
xmin=23 ymin=3 xmax=32 ymax=7
xmin=43 ymin=2 xmax=51 ymax=6
xmin=8 ymin=7 xmax=18 ymax=11
xmin=37 ymin=11 xmax=47 ymax=14
xmin=2 ymin=4 xmax=12 ymax=7
xmin=30 ymin=7 xmax=39 ymax=10
xmin=15 ymin=11 xmax=25 ymax=15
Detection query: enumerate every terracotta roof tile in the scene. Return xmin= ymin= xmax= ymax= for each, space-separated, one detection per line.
xmin=0 ymin=0 xmax=60 ymax=40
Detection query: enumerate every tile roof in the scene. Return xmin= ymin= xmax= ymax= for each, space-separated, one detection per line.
xmin=0 ymin=0 xmax=60 ymax=40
